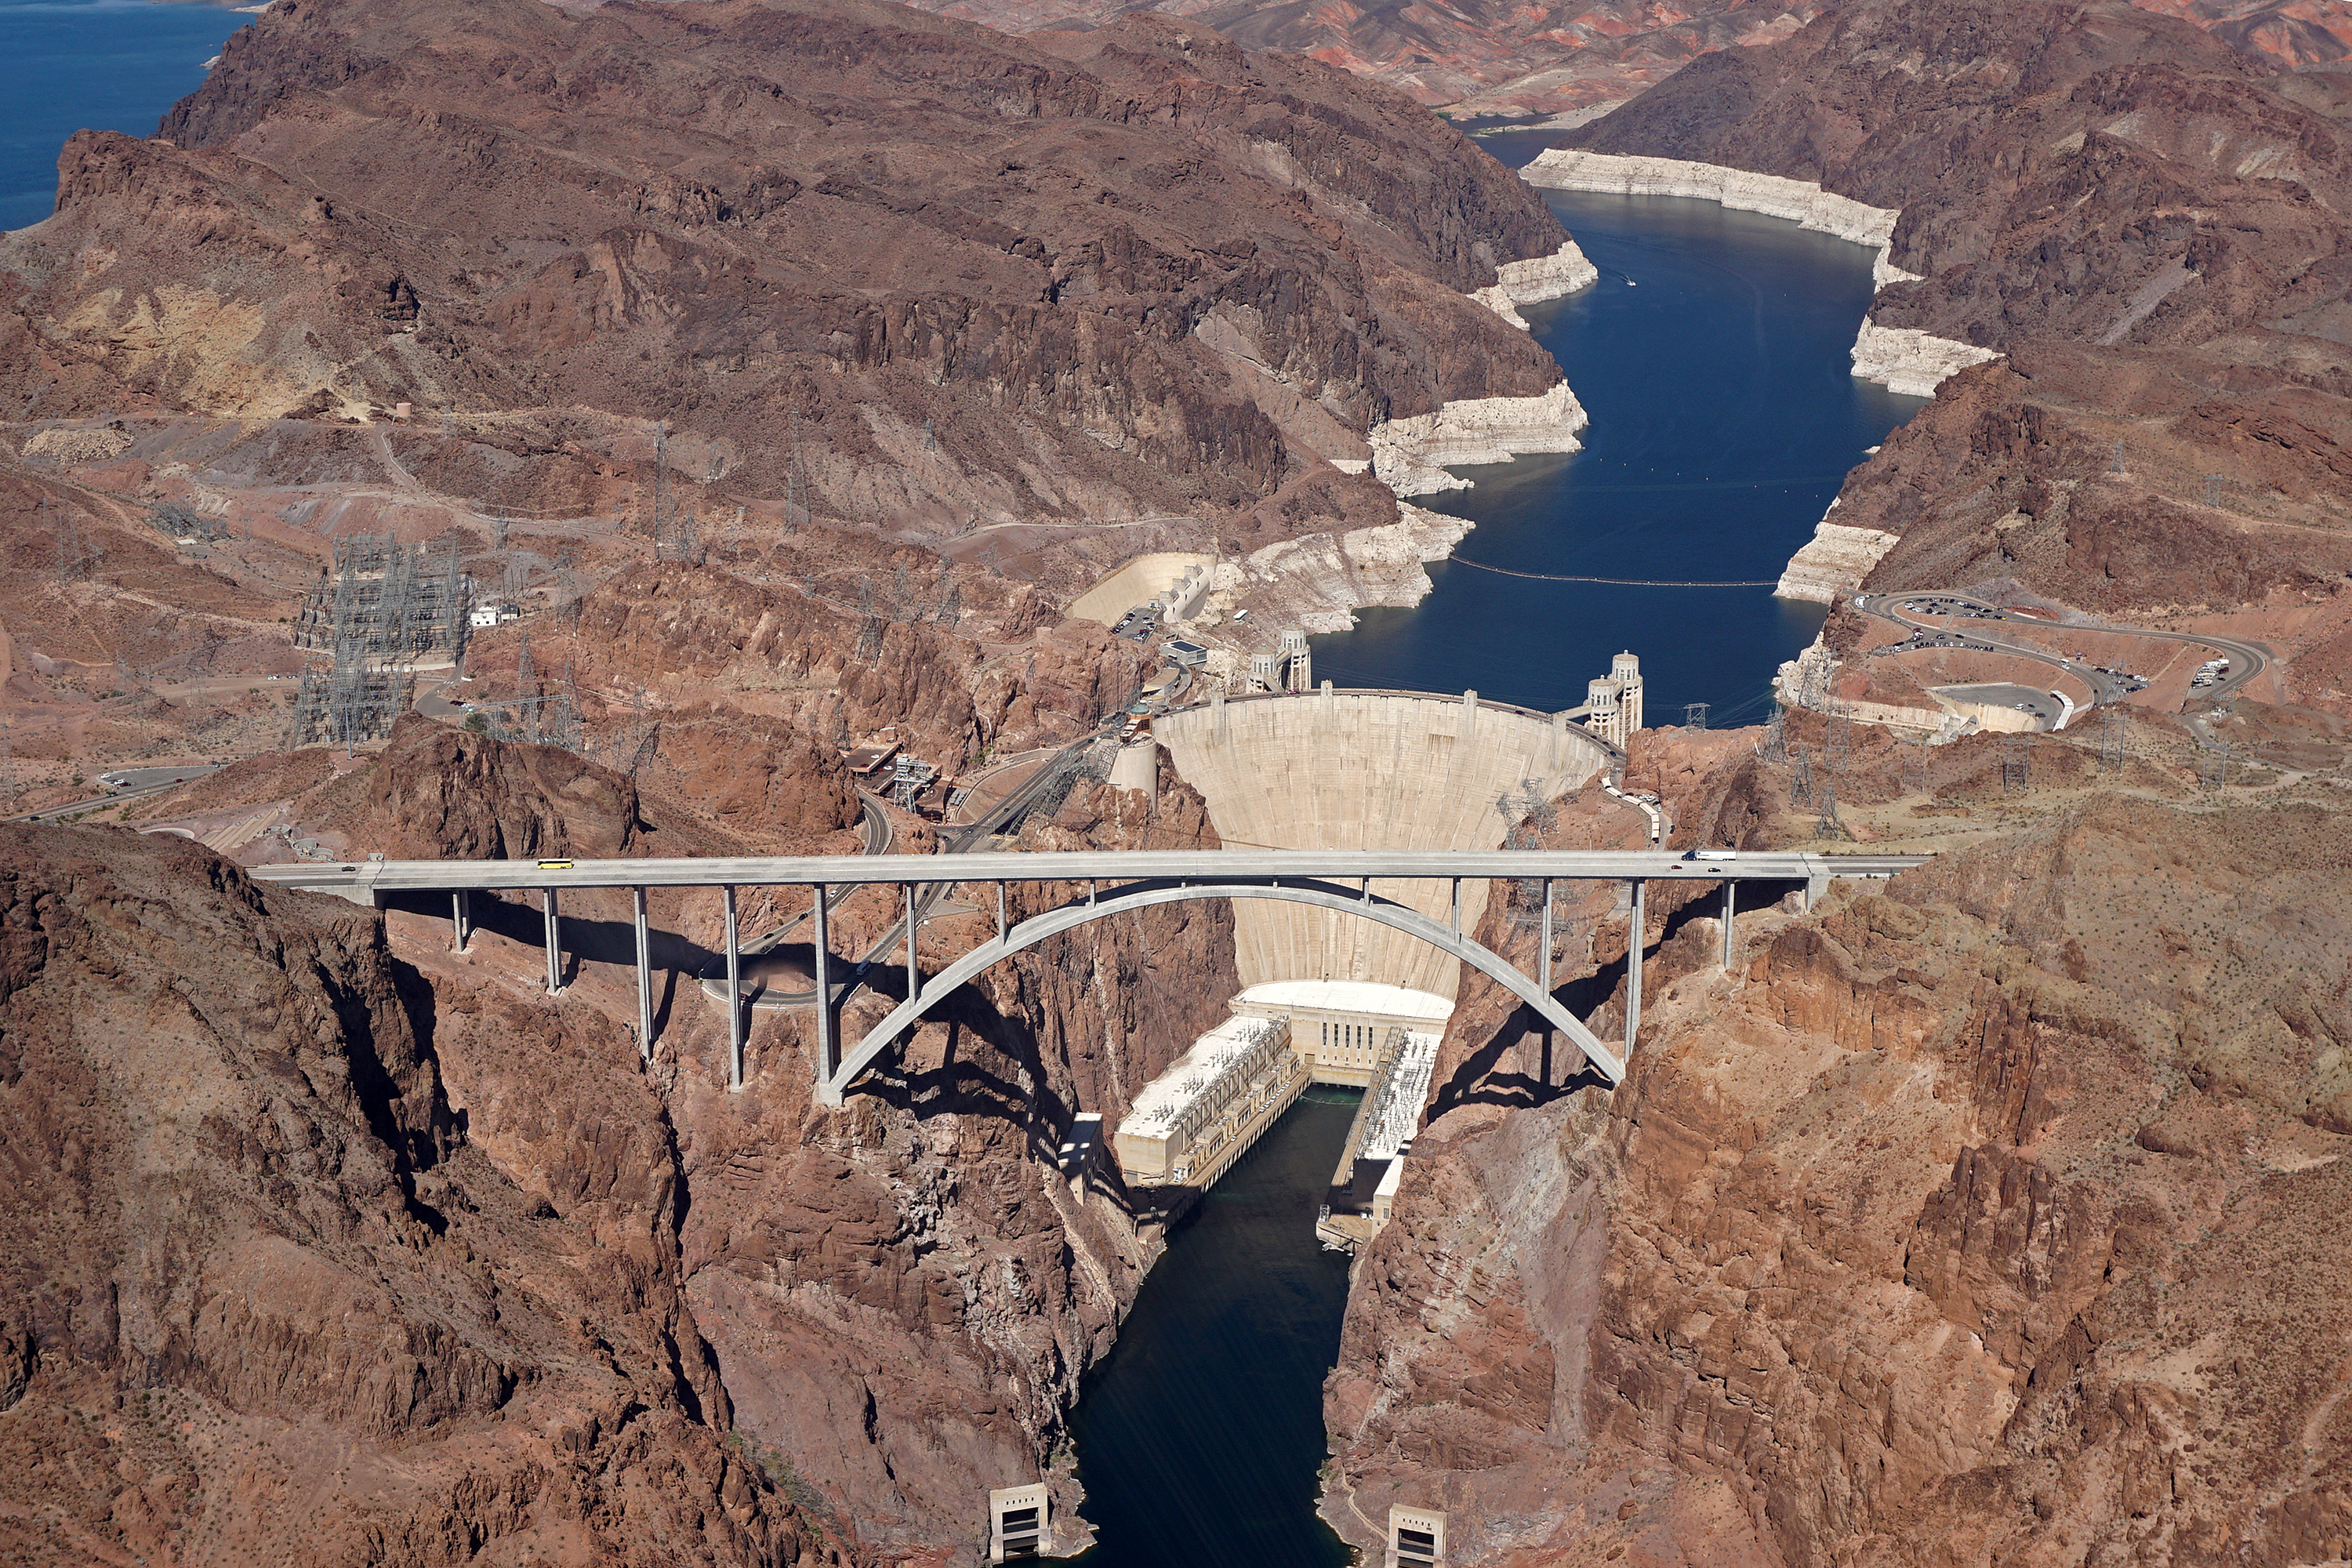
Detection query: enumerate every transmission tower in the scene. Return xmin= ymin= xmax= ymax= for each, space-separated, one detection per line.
xmin=1683 ymin=702 xmax=1708 ymax=731
xmin=1814 ymin=777 xmax=1845 ymax=840
xmin=1905 ymin=732 xmax=1931 ymax=795
xmin=2198 ymin=740 xmax=2230 ymax=790
xmin=2110 ymin=439 xmax=2125 ymax=475
xmin=2002 ymin=736 xmax=2031 ymax=796
xmin=2205 ymin=474 xmax=2223 ymax=509
xmin=1826 ymin=701 xmax=1853 ymax=772
xmin=652 ymin=421 xmax=669 ymax=548
xmin=1761 ymin=704 xmax=1788 ymax=763
xmin=1788 ymin=742 xmax=1814 ymax=808
xmin=1496 ymin=781 xmax=1559 ymax=927
xmin=2099 ymin=706 xmax=2129 ymax=773
xmin=855 ymin=577 xmax=887 ymax=662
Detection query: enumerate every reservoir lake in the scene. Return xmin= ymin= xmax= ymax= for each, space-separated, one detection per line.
xmin=0 ymin=0 xmax=252 ymax=232
xmin=1309 ymin=131 xmax=1927 ymax=728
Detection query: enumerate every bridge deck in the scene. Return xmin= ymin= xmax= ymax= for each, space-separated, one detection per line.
xmin=252 ymin=848 xmax=1927 ymax=902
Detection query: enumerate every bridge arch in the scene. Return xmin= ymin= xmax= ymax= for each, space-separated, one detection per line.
xmin=818 ymin=877 xmax=1624 ymax=1105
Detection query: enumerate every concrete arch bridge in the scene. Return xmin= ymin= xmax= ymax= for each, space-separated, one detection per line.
xmin=254 ymin=848 xmax=1922 ymax=1105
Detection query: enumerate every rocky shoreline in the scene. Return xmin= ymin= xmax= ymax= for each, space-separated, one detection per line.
xmin=1773 ymin=507 xmax=1900 ymax=604
xmin=1520 ymin=147 xmax=2000 ymax=397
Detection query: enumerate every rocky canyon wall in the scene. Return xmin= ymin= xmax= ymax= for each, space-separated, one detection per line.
xmin=1326 ymin=779 xmax=2352 ymax=1567
xmin=0 ymin=0 xmax=1582 ymax=567
xmin=0 ymin=822 xmax=839 ymax=1565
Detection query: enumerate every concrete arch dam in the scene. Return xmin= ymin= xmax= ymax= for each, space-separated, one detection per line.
xmin=1150 ymin=688 xmax=1616 ymax=1001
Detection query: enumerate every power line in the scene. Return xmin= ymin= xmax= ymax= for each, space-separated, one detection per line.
xmin=1445 ymin=557 xmax=1776 ymax=587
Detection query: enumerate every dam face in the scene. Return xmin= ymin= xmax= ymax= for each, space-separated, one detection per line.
xmin=1152 ymin=689 xmax=1613 ymax=999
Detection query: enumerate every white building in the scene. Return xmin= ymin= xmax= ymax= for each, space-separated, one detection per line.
xmin=1113 ymin=1016 xmax=1306 ymax=1190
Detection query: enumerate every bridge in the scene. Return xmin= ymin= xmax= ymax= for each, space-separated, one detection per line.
xmin=253 ymin=848 xmax=1926 ymax=1105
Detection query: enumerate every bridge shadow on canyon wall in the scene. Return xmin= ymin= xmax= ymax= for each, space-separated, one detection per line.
xmin=387 ymin=877 xmax=1804 ymax=1214
xmin=382 ymin=887 xmax=701 ymax=1036
xmin=1429 ymin=878 xmax=1805 ymax=1120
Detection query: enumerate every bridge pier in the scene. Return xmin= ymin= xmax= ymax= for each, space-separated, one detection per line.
xmin=813 ymin=884 xmax=837 ymax=1083
xmin=1539 ymin=879 xmax=1552 ymax=995
xmin=1624 ymin=879 xmax=1645 ymax=1057
xmin=633 ymin=887 xmax=654 ymax=1065
xmin=542 ymin=889 xmax=561 ymax=995
xmin=905 ymin=882 xmax=919 ymax=1004
xmin=452 ymin=888 xmax=470 ymax=953
xmin=724 ymin=886 xmax=742 ymax=1091
xmin=1720 ymin=877 xmax=1737 ymax=972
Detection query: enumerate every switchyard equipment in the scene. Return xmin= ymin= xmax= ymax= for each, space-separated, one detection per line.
xmin=292 ymin=534 xmax=470 ymax=664
xmin=289 ymin=533 xmax=470 ymax=750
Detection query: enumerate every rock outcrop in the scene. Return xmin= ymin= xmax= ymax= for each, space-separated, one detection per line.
xmin=1470 ymin=239 xmax=1601 ymax=331
xmin=0 ymin=0 xmax=1577 ymax=556
xmin=0 ymin=823 xmax=832 ymax=1565
xmin=1202 ymin=505 xmax=1477 ymax=633
xmin=1369 ymin=383 xmax=1590 ymax=497
xmin=1774 ymin=512 xmax=1902 ymax=604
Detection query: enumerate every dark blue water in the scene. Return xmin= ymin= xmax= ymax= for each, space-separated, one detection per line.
xmin=1311 ymin=132 xmax=1926 ymax=729
xmin=0 ymin=0 xmax=252 ymax=231
xmin=1067 ymin=1090 xmax=1359 ymax=1568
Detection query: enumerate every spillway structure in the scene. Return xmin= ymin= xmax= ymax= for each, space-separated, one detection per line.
xmin=1110 ymin=678 xmax=1631 ymax=1212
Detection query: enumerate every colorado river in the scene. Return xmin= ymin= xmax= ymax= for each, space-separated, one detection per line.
xmin=1309 ymin=132 xmax=1928 ymax=727
xmin=1065 ymin=1088 xmax=1360 ymax=1566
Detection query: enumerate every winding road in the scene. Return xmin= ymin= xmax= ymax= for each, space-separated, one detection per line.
xmin=702 ymin=720 xmax=1115 ymax=1011
xmin=1849 ymin=591 xmax=2273 ymax=713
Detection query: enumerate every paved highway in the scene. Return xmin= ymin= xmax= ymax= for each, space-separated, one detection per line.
xmin=9 ymin=764 xmax=223 ymax=825
xmin=1853 ymin=592 xmax=2271 ymax=708
xmin=252 ymin=848 xmax=1929 ymax=903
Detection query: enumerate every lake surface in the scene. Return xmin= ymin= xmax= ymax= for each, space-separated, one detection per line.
xmin=1065 ymin=1088 xmax=1359 ymax=1568
xmin=1308 ymin=131 xmax=1926 ymax=728
xmin=0 ymin=0 xmax=251 ymax=231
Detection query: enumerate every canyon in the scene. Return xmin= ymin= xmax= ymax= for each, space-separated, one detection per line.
xmin=1313 ymin=3 xmax=2352 ymax=1565
xmin=3 ymin=0 xmax=2352 ymax=1565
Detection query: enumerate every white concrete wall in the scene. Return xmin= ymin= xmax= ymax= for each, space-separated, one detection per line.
xmin=1155 ymin=691 xmax=1612 ymax=997
xmin=1068 ymin=551 xmax=1215 ymax=626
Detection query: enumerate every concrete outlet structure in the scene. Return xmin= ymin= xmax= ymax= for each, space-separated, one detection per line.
xmin=986 ymin=1484 xmax=1051 ymax=1562
xmin=1388 ymin=1504 xmax=1449 ymax=1567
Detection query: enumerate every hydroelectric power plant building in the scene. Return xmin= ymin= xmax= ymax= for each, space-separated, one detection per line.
xmin=1110 ymin=657 xmax=1646 ymax=1231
